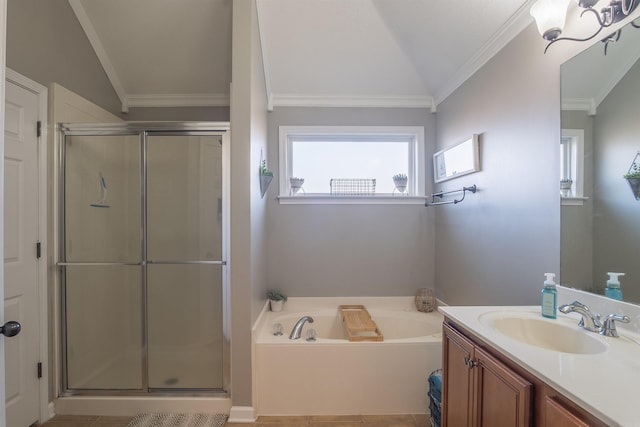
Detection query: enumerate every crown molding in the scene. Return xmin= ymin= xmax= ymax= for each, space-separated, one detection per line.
xmin=68 ymin=0 xmax=128 ymax=112
xmin=434 ymin=0 xmax=537 ymax=106
xmin=562 ymin=98 xmax=597 ymax=115
xmin=270 ymin=93 xmax=436 ymax=112
xmin=125 ymin=93 xmax=230 ymax=109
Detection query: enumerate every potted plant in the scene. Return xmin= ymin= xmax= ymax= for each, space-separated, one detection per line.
xmin=267 ymin=289 xmax=287 ymax=312
xmin=624 ymin=163 xmax=640 ymax=200
xmin=259 ymin=159 xmax=273 ymax=198
xmin=393 ymin=173 xmax=408 ymax=194
xmin=560 ymin=178 xmax=573 ymax=197
xmin=290 ymin=177 xmax=305 ymax=195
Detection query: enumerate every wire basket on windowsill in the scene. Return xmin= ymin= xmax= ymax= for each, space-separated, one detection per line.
xmin=415 ymin=288 xmax=437 ymax=313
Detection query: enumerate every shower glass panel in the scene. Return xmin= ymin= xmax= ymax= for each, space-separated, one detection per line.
xmin=63 ymin=134 xmax=142 ymax=391
xmin=64 ymin=135 xmax=141 ymax=263
xmin=65 ymin=265 xmax=143 ymax=390
xmin=146 ymin=134 xmax=223 ymax=390
xmin=147 ymin=264 xmax=223 ymax=389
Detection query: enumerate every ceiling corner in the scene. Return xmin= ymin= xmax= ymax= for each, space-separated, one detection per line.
xmin=68 ymin=0 xmax=128 ymax=107
xmin=434 ymin=0 xmax=537 ymax=106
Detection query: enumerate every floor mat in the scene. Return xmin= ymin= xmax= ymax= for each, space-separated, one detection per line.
xmin=126 ymin=413 xmax=227 ymax=427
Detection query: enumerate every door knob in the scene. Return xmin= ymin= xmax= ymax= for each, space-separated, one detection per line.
xmin=0 ymin=321 xmax=21 ymax=337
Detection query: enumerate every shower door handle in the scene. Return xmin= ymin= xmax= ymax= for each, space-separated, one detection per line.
xmin=0 ymin=321 xmax=21 ymax=337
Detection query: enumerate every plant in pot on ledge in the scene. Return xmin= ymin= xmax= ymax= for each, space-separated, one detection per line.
xmin=560 ymin=178 xmax=573 ymax=197
xmin=392 ymin=173 xmax=408 ymax=194
xmin=267 ymin=289 xmax=287 ymax=312
xmin=624 ymin=162 xmax=640 ymax=200
xmin=289 ymin=177 xmax=305 ymax=195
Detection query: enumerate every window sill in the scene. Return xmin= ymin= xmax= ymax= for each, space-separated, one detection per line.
xmin=277 ymin=195 xmax=427 ymax=205
xmin=561 ymin=196 xmax=588 ymax=206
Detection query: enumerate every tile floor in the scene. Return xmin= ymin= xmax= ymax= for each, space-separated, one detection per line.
xmin=39 ymin=413 xmax=431 ymax=427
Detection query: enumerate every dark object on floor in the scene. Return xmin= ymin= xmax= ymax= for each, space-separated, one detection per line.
xmin=428 ymin=369 xmax=442 ymax=427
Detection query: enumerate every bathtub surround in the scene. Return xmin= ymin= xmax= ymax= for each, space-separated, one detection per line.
xmin=252 ymin=297 xmax=443 ymax=416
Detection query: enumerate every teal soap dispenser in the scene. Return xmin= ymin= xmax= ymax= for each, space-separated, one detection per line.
xmin=541 ymin=273 xmax=557 ymax=319
xmin=605 ymin=272 xmax=624 ymax=300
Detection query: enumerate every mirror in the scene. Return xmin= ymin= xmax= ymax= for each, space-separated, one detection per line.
xmin=433 ymin=134 xmax=480 ymax=183
xmin=561 ymin=18 xmax=640 ymax=304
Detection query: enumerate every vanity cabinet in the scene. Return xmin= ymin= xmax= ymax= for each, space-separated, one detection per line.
xmin=442 ymin=320 xmax=608 ymax=427
xmin=443 ymin=323 xmax=531 ymax=426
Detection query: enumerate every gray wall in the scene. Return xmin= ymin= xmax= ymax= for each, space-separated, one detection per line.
xmin=229 ymin=0 xmax=268 ymax=408
xmin=7 ymin=0 xmax=122 ymax=116
xmin=433 ymin=24 xmax=581 ymax=306
xmin=592 ymin=58 xmax=640 ymax=303
xmin=266 ymin=107 xmax=436 ymax=297
xmin=560 ymin=110 xmax=594 ymax=291
xmin=6 ymin=0 xmax=230 ymax=121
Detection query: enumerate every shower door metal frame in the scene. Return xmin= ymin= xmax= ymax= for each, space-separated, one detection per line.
xmin=57 ymin=122 xmax=231 ymax=397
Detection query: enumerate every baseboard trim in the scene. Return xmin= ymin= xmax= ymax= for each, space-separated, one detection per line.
xmin=227 ymin=406 xmax=256 ymax=423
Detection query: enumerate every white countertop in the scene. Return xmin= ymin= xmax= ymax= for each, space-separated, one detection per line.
xmin=439 ymin=305 xmax=640 ymax=427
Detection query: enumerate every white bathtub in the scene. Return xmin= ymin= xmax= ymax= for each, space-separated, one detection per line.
xmin=252 ymin=297 xmax=443 ymax=416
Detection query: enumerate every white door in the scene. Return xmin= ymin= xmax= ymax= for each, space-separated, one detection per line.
xmin=4 ymin=80 xmax=41 ymax=427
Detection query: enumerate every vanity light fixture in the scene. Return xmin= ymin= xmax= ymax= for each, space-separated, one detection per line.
xmin=531 ymin=0 xmax=639 ymax=53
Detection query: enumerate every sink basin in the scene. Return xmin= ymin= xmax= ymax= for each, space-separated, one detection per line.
xmin=479 ymin=312 xmax=607 ymax=355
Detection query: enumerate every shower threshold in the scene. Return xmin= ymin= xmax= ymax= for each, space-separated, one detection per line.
xmin=54 ymin=395 xmax=232 ymax=417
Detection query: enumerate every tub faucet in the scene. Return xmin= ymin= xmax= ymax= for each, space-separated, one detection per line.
xmin=558 ymin=301 xmax=601 ymax=332
xmin=289 ymin=316 xmax=314 ymax=340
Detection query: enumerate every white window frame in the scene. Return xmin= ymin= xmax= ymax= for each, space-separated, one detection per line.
xmin=561 ymin=128 xmax=587 ymax=206
xmin=278 ymin=126 xmax=426 ymax=204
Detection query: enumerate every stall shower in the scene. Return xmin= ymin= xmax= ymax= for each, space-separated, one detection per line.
xmin=58 ymin=123 xmax=229 ymax=396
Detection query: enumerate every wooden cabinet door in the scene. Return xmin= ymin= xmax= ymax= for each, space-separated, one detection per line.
xmin=474 ymin=347 xmax=532 ymax=427
xmin=443 ymin=323 xmax=475 ymax=427
xmin=544 ymin=396 xmax=590 ymax=427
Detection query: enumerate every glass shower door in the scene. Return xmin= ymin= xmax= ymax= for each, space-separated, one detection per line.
xmin=146 ymin=134 xmax=224 ymax=390
xmin=63 ymin=134 xmax=143 ymax=390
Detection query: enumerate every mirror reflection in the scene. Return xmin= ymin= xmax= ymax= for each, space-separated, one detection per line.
xmin=561 ymin=18 xmax=640 ymax=304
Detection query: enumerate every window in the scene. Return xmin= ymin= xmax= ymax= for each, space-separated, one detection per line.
xmin=278 ymin=126 xmax=425 ymax=204
xmin=560 ymin=129 xmax=586 ymax=205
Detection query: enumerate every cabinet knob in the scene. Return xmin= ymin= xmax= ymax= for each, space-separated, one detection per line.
xmin=464 ymin=355 xmax=477 ymax=368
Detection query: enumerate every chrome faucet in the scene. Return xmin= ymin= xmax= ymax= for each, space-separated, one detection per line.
xmin=600 ymin=313 xmax=631 ymax=337
xmin=289 ymin=316 xmax=314 ymax=340
xmin=558 ymin=301 xmax=601 ymax=332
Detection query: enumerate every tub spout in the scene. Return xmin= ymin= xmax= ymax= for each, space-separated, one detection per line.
xmin=289 ymin=316 xmax=314 ymax=340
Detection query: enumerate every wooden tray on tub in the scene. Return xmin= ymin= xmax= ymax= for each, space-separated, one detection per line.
xmin=338 ymin=305 xmax=384 ymax=342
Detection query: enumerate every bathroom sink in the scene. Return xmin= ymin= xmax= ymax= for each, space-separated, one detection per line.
xmin=479 ymin=312 xmax=607 ymax=355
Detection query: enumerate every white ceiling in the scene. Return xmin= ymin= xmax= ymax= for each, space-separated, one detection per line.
xmin=71 ymin=0 xmax=537 ymax=113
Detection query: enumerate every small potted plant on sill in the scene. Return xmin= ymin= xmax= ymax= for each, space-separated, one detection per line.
xmin=392 ymin=173 xmax=408 ymax=194
xmin=267 ymin=289 xmax=287 ymax=312
xmin=624 ymin=162 xmax=640 ymax=200
xmin=560 ymin=178 xmax=573 ymax=197
xmin=289 ymin=177 xmax=305 ymax=195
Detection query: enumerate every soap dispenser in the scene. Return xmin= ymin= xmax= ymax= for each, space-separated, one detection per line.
xmin=605 ymin=272 xmax=625 ymax=301
xmin=541 ymin=273 xmax=557 ymax=319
